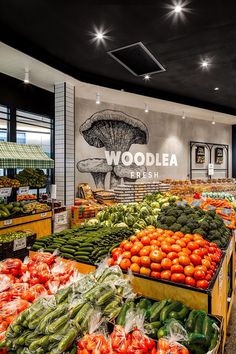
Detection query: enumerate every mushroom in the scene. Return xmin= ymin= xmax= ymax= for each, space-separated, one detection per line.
xmin=77 ymin=158 xmax=112 ymax=189
xmin=79 ymin=109 xmax=149 ymax=153
xmin=114 ymin=164 xmax=147 ymax=183
xmin=79 ymin=110 xmax=149 ymax=188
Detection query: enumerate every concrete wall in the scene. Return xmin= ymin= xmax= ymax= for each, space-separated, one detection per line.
xmin=75 ymin=97 xmax=232 ymax=189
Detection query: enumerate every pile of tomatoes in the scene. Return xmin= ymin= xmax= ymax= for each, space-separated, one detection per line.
xmin=156 ymin=338 xmax=189 ymax=354
xmin=109 ymin=226 xmax=222 ymax=289
xmin=78 ymin=325 xmax=158 ymax=354
xmin=0 ymin=253 xmax=77 ymax=346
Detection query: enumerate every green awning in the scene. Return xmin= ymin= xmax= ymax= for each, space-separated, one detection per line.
xmin=0 ymin=142 xmax=54 ymax=169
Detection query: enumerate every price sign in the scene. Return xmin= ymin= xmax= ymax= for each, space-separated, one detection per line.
xmin=0 ymin=188 xmax=12 ymax=197
xmin=208 ymin=163 xmax=214 ymax=176
xmin=13 ymin=237 xmax=26 ymax=251
xmin=18 ymin=186 xmax=29 ymax=195
xmin=4 ymin=219 xmax=12 ymax=226
xmin=40 ymin=212 xmax=46 ymax=217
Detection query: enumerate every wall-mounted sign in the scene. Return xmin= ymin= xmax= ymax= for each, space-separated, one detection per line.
xmin=195 ymin=146 xmax=205 ymax=164
xmin=215 ymin=147 xmax=223 ymax=164
xmin=208 ymin=163 xmax=214 ymax=176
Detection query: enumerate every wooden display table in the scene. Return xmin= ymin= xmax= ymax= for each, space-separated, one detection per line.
xmin=0 ymin=211 xmax=52 ymax=238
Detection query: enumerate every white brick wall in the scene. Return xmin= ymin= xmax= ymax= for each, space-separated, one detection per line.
xmin=55 ymin=83 xmax=75 ymax=206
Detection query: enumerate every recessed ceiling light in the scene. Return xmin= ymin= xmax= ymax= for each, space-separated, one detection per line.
xmin=214 ymin=87 xmax=219 ymax=91
xmin=24 ymin=68 xmax=29 ymax=84
xmin=144 ymin=74 xmax=150 ymax=81
xmin=96 ymin=93 xmax=101 ymax=104
xmin=201 ymin=60 xmax=210 ymax=69
xmin=144 ymin=103 xmax=149 ymax=113
xmin=174 ymin=5 xmax=182 ymax=12
xmin=95 ymin=32 xmax=104 ymax=40
xmin=212 ymin=121 xmax=216 ymax=125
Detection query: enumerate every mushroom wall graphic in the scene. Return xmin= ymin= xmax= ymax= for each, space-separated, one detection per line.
xmin=77 ymin=109 xmax=149 ymax=189
xmin=77 ymin=158 xmax=112 ymax=189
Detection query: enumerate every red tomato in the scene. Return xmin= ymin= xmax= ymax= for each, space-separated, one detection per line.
xmin=179 ymin=255 xmax=190 ymax=266
xmin=139 ymin=246 xmax=151 ymax=257
xmin=130 ymin=263 xmax=140 ymax=273
xmin=171 ymin=265 xmax=184 ymax=273
xmin=140 ymin=267 xmax=151 ymax=277
xmin=190 ymin=254 xmax=202 ymax=266
xmin=167 ymin=252 xmax=179 ymax=260
xmin=202 ymin=259 xmax=211 ymax=269
xmin=196 ymin=280 xmax=209 ymax=289
xmin=188 ymin=242 xmax=200 ymax=251
xmin=193 ymin=249 xmax=204 ymax=257
xmin=185 ymin=276 xmax=196 ymax=287
xmin=150 ymin=250 xmax=163 ymax=263
xmin=195 ymin=265 xmax=207 ymax=273
xmin=158 ymin=338 xmax=169 ymax=350
xmin=205 ymin=274 xmax=212 ymax=281
xmin=130 ymin=235 xmax=138 ymax=243
xmin=39 ymin=271 xmax=50 ymax=283
xmin=161 ymin=244 xmax=172 ymax=254
xmin=124 ymin=242 xmax=133 ymax=251
xmin=150 ymin=271 xmax=161 ymax=279
xmin=171 ymin=244 xmax=182 ymax=253
xmin=150 ymin=262 xmax=162 ymax=272
xmin=161 ymin=258 xmax=172 ymax=270
xmin=194 ymin=270 xmax=206 ymax=280
xmin=130 ymin=245 xmax=141 ymax=256
xmin=161 ymin=270 xmax=171 ymax=280
xmin=171 ymin=273 xmax=185 ymax=283
xmin=122 ymin=251 xmax=132 ymax=259
xmin=131 ymin=256 xmax=141 ymax=265
xmin=141 ymin=236 xmax=151 ymax=246
xmin=172 ymin=258 xmax=179 ymax=265
xmin=140 ymin=256 xmax=151 ymax=268
xmin=184 ymin=265 xmax=195 ymax=277
xmin=119 ymin=258 xmax=131 ymax=270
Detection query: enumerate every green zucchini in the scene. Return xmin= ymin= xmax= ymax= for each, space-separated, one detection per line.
xmin=160 ymin=301 xmax=182 ymax=322
xmin=149 ymin=300 xmax=170 ymax=322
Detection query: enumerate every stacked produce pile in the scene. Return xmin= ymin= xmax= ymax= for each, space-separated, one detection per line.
xmin=156 ymin=203 xmax=230 ymax=248
xmin=0 ymin=201 xmax=50 ymax=220
xmin=17 ymin=194 xmax=37 ymax=201
xmin=95 ymin=194 xmax=179 ymax=231
xmin=0 ymin=253 xmax=78 ymax=343
xmin=109 ymin=226 xmax=222 ymax=289
xmin=0 ymin=230 xmax=36 ymax=260
xmin=32 ymin=225 xmax=133 ymax=264
xmin=202 ymin=192 xmax=235 ymax=202
xmin=0 ymin=177 xmax=20 ymax=188
xmin=15 ymin=168 xmax=47 ymax=188
xmin=0 ymin=260 xmax=220 ymax=354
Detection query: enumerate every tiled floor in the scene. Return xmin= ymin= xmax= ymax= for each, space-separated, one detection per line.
xmin=225 ymin=296 xmax=236 ymax=353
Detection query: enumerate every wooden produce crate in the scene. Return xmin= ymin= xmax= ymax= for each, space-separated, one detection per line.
xmin=0 ymin=211 xmax=52 ymax=238
xmin=130 ymin=236 xmax=234 ymax=347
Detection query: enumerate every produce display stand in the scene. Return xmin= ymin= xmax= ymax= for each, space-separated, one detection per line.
xmin=0 ymin=211 xmax=52 ymax=237
xmin=0 ymin=142 xmax=54 ymax=238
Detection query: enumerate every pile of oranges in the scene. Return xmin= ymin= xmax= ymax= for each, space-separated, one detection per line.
xmin=109 ymin=226 xmax=222 ymax=289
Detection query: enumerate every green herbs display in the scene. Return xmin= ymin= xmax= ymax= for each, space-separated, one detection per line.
xmin=16 ymin=168 xmax=47 ymax=188
xmin=95 ymin=194 xmax=179 ymax=231
xmin=32 ymin=225 xmax=133 ymax=264
xmin=157 ymin=204 xmax=230 ymax=248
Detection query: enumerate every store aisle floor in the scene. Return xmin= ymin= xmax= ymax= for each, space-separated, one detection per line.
xmin=225 ymin=292 xmax=236 ymax=353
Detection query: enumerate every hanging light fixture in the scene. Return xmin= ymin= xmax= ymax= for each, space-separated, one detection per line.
xmin=144 ymin=103 xmax=149 ymax=113
xmin=96 ymin=93 xmax=101 ymax=104
xmin=24 ymin=68 xmax=30 ymax=84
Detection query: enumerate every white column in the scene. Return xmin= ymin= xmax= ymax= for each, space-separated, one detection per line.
xmin=54 ymin=82 xmax=75 ymax=205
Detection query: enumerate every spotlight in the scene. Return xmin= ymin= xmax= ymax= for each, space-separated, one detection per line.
xmin=214 ymin=87 xmax=219 ymax=91
xmin=24 ymin=69 xmax=29 ymax=84
xmin=96 ymin=93 xmax=101 ymax=104
xmin=212 ymin=121 xmax=215 ymax=125
xmin=201 ymin=59 xmax=210 ymax=69
xmin=144 ymin=103 xmax=149 ymax=113
xmin=95 ymin=32 xmax=104 ymax=40
xmin=174 ymin=5 xmax=182 ymax=13
xmin=144 ymin=74 xmax=150 ymax=81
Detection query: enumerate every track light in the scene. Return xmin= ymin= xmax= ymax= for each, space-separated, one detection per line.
xmin=212 ymin=116 xmax=215 ymax=125
xmin=182 ymin=111 xmax=186 ymax=119
xmin=24 ymin=69 xmax=29 ymax=84
xmin=96 ymin=93 xmax=101 ymax=104
xmin=144 ymin=103 xmax=149 ymax=113
xmin=144 ymin=74 xmax=150 ymax=81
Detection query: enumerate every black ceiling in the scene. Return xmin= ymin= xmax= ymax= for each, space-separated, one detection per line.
xmin=1 ymin=0 xmax=236 ymax=116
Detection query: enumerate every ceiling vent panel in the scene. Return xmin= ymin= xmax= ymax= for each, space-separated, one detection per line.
xmin=108 ymin=42 xmax=166 ymax=76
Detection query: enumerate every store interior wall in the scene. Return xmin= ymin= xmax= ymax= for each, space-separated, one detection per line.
xmin=75 ymin=97 xmax=232 ymax=189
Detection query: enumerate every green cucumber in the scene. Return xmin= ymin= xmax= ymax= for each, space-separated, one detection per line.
xmin=194 ymin=312 xmax=206 ymax=334
xmin=116 ymin=300 xmax=135 ymax=326
xmin=169 ymin=305 xmax=190 ymax=321
xmin=188 ymin=333 xmax=207 ymax=345
xmin=56 ymin=327 xmax=78 ymax=352
xmin=97 ymin=290 xmax=114 ymax=305
xmin=46 ymin=314 xmax=70 ymax=334
xmin=160 ymin=301 xmax=182 ymax=322
xmin=149 ymin=300 xmax=170 ymax=322
xmin=186 ymin=310 xmax=200 ymax=332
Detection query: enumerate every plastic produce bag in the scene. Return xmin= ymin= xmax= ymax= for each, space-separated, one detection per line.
xmin=156 ymin=319 xmax=190 ymax=354
xmin=77 ymin=311 xmax=112 ymax=353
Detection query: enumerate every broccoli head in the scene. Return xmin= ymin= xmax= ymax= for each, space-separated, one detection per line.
xmin=186 ymin=221 xmax=199 ymax=231
xmin=209 ymin=222 xmax=218 ymax=230
xmin=169 ymin=223 xmax=182 ymax=232
xmin=165 ymin=216 xmax=177 ymax=227
xmin=192 ymin=228 xmax=206 ymax=237
xmin=208 ymin=230 xmax=221 ymax=240
xmin=176 ymin=215 xmax=188 ymax=226
xmin=200 ymin=221 xmax=209 ymax=231
xmin=207 ymin=210 xmax=216 ymax=218
xmin=166 ymin=209 xmax=179 ymax=217
xmin=180 ymin=226 xmax=191 ymax=234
